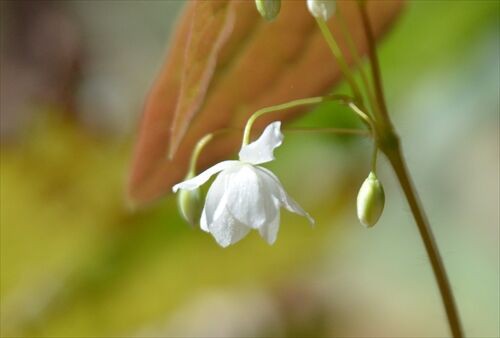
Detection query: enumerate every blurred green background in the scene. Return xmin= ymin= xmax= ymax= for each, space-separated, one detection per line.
xmin=1 ymin=1 xmax=498 ymax=337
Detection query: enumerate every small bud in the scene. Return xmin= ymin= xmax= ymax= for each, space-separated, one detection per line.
xmin=255 ymin=0 xmax=281 ymax=21
xmin=357 ymin=172 xmax=385 ymax=228
xmin=307 ymin=0 xmax=336 ymax=21
xmin=177 ymin=185 xmax=202 ymax=226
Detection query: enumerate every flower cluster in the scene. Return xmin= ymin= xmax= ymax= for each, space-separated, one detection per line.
xmin=173 ymin=0 xmax=386 ymax=247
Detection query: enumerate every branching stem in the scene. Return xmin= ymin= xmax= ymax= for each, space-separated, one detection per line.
xmin=356 ymin=2 xmax=464 ymax=336
xmin=188 ymin=124 xmax=368 ymax=179
xmin=337 ymin=7 xmax=378 ymax=117
xmin=285 ymin=127 xmax=370 ymax=137
xmin=242 ymin=95 xmax=374 ymax=146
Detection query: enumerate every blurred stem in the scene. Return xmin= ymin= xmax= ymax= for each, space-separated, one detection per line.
xmin=315 ymin=18 xmax=364 ymax=104
xmin=358 ymin=2 xmax=390 ymax=123
xmin=337 ymin=6 xmax=378 ymax=117
xmin=357 ymin=2 xmax=464 ymax=337
xmin=187 ymin=129 xmax=233 ymax=175
xmin=188 ymin=133 xmax=213 ymax=175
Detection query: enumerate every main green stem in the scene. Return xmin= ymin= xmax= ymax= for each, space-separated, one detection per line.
xmin=357 ymin=3 xmax=464 ymax=337
xmin=384 ymin=142 xmax=464 ymax=338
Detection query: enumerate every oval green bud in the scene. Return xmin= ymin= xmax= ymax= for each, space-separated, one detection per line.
xmin=177 ymin=187 xmax=202 ymax=227
xmin=307 ymin=0 xmax=336 ymax=22
xmin=255 ymin=0 xmax=281 ymax=21
xmin=357 ymin=171 xmax=385 ymax=228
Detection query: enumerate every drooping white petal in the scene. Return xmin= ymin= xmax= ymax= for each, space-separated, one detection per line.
xmin=238 ymin=121 xmax=284 ymax=165
xmin=258 ymin=206 xmax=281 ymax=245
xmin=200 ymin=208 xmax=209 ymax=232
xmin=200 ymin=191 xmax=226 ymax=233
xmin=225 ymin=165 xmax=278 ymax=229
xmin=172 ymin=160 xmax=239 ymax=192
xmin=209 ymin=209 xmax=251 ymax=247
xmin=256 ymin=167 xmax=315 ymax=224
xmin=200 ymin=167 xmax=236 ymax=232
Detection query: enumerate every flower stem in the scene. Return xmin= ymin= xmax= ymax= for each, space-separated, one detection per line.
xmin=187 ymin=129 xmax=234 ymax=175
xmin=347 ymin=101 xmax=374 ymax=130
xmin=284 ymin=127 xmax=370 ymax=137
xmin=190 ymin=125 xmax=368 ymax=176
xmin=242 ymin=96 xmax=324 ymax=146
xmin=315 ymin=18 xmax=364 ymax=104
xmin=357 ymin=2 xmax=464 ymax=336
xmin=242 ymin=95 xmax=374 ymax=147
xmin=384 ymin=141 xmax=464 ymax=338
xmin=370 ymin=144 xmax=378 ymax=173
xmin=357 ymin=2 xmax=390 ymax=123
xmin=187 ymin=133 xmax=214 ymax=175
xmin=337 ymin=7 xmax=378 ymax=117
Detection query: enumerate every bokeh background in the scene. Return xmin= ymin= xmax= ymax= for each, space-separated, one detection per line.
xmin=1 ymin=1 xmax=498 ymax=337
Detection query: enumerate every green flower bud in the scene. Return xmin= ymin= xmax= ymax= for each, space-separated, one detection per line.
xmin=177 ymin=186 xmax=202 ymax=227
xmin=357 ymin=171 xmax=385 ymax=228
xmin=307 ymin=0 xmax=336 ymax=22
xmin=255 ymin=0 xmax=281 ymax=21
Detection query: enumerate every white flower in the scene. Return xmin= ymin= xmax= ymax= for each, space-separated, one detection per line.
xmin=173 ymin=121 xmax=314 ymax=247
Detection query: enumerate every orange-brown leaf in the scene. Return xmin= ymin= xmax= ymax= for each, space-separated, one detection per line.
xmin=169 ymin=1 xmax=235 ymax=158
xmin=128 ymin=0 xmax=405 ymax=207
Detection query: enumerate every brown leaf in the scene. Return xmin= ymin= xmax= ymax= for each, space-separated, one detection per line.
xmin=128 ymin=0 xmax=405 ymax=207
xmin=169 ymin=1 xmax=236 ymax=158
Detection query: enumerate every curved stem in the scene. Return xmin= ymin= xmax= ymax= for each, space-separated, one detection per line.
xmin=190 ymin=125 xmax=369 ymax=177
xmin=187 ymin=134 xmax=213 ymax=175
xmin=242 ymin=94 xmax=370 ymax=146
xmin=385 ymin=144 xmax=464 ymax=338
xmin=347 ymin=101 xmax=374 ymax=130
xmin=242 ymin=96 xmax=324 ymax=146
xmin=284 ymin=127 xmax=370 ymax=137
xmin=187 ymin=128 xmax=234 ymax=175
xmin=355 ymin=2 xmax=464 ymax=336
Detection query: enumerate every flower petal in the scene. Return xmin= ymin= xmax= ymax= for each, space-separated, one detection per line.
xmin=225 ymin=165 xmax=278 ymax=229
xmin=201 ymin=192 xmax=228 ymax=233
xmin=238 ymin=121 xmax=284 ymax=164
xmin=256 ymin=167 xmax=315 ymax=224
xmin=172 ymin=160 xmax=239 ymax=192
xmin=200 ymin=208 xmax=209 ymax=232
xmin=209 ymin=209 xmax=251 ymax=247
xmin=201 ymin=167 xmax=235 ymax=232
xmin=258 ymin=209 xmax=280 ymax=245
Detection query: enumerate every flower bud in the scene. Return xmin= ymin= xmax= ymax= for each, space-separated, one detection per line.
xmin=255 ymin=0 xmax=281 ymax=21
xmin=357 ymin=172 xmax=385 ymax=228
xmin=177 ymin=186 xmax=202 ymax=226
xmin=307 ymin=0 xmax=336 ymax=21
